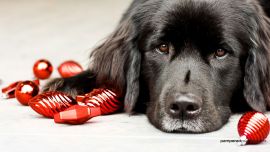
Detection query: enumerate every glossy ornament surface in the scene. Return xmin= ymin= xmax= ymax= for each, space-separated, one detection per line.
xmin=1 ymin=80 xmax=39 ymax=99
xmin=58 ymin=60 xmax=83 ymax=78
xmin=29 ymin=91 xmax=77 ymax=118
xmin=238 ymin=111 xmax=270 ymax=145
xmin=1 ymin=81 xmax=21 ymax=99
xmin=76 ymin=89 xmax=122 ymax=115
xmin=33 ymin=59 xmax=53 ymax=79
xmin=54 ymin=105 xmax=101 ymax=124
xmin=15 ymin=81 xmax=39 ymax=105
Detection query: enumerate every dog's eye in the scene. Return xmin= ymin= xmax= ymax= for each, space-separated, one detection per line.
xmin=214 ymin=49 xmax=227 ymax=59
xmin=156 ymin=43 xmax=170 ymax=54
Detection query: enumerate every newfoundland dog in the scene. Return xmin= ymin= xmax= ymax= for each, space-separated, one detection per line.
xmin=44 ymin=0 xmax=270 ymax=133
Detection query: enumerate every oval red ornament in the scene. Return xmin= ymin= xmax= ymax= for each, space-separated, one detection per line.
xmin=58 ymin=60 xmax=83 ymax=78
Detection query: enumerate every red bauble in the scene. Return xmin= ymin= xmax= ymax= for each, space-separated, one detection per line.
xmin=58 ymin=60 xmax=83 ymax=78
xmin=29 ymin=91 xmax=77 ymax=118
xmin=15 ymin=81 xmax=39 ymax=106
xmin=238 ymin=111 xmax=270 ymax=145
xmin=54 ymin=105 xmax=101 ymax=124
xmin=33 ymin=59 xmax=53 ymax=79
xmin=1 ymin=80 xmax=39 ymax=99
xmin=76 ymin=89 xmax=122 ymax=115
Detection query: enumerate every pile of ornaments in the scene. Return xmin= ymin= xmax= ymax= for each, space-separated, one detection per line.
xmin=1 ymin=59 xmax=123 ymax=124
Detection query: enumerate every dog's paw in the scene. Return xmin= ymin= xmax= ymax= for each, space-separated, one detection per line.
xmin=42 ymin=78 xmax=78 ymax=98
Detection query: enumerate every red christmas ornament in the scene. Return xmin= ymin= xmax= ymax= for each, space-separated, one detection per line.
xmin=1 ymin=80 xmax=39 ymax=99
xmin=15 ymin=81 xmax=39 ymax=106
xmin=29 ymin=91 xmax=77 ymax=118
xmin=58 ymin=60 xmax=83 ymax=78
xmin=54 ymin=105 xmax=101 ymax=124
xmin=33 ymin=79 xmax=40 ymax=86
xmin=33 ymin=59 xmax=53 ymax=79
xmin=238 ymin=111 xmax=270 ymax=145
xmin=76 ymin=89 xmax=122 ymax=115
xmin=1 ymin=81 xmax=21 ymax=99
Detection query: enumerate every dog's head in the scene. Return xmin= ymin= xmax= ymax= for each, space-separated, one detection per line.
xmin=90 ymin=0 xmax=270 ymax=133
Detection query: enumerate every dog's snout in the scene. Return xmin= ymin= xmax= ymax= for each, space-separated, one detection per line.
xmin=167 ymin=94 xmax=202 ymax=119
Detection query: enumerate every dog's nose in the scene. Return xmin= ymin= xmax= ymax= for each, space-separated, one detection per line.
xmin=168 ymin=94 xmax=202 ymax=118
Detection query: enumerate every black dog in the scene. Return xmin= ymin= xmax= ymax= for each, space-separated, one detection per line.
xmin=44 ymin=0 xmax=270 ymax=133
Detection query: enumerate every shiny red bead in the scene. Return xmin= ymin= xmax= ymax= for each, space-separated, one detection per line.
xmin=238 ymin=111 xmax=270 ymax=145
xmin=33 ymin=59 xmax=53 ymax=79
xmin=54 ymin=105 xmax=101 ymax=124
xmin=1 ymin=80 xmax=39 ymax=99
xmin=29 ymin=91 xmax=77 ymax=118
xmin=77 ymin=89 xmax=122 ymax=115
xmin=15 ymin=81 xmax=39 ymax=106
xmin=58 ymin=60 xmax=83 ymax=78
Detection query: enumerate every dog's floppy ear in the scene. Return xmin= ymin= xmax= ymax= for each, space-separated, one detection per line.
xmin=90 ymin=19 xmax=141 ymax=113
xmin=244 ymin=12 xmax=270 ymax=112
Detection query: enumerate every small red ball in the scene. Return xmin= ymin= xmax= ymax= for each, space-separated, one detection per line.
xmin=15 ymin=81 xmax=39 ymax=106
xmin=33 ymin=59 xmax=53 ymax=79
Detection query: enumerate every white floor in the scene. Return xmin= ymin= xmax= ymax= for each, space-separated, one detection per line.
xmin=0 ymin=0 xmax=269 ymax=152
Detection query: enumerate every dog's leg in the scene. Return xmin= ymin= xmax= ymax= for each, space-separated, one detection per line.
xmin=42 ymin=70 xmax=96 ymax=98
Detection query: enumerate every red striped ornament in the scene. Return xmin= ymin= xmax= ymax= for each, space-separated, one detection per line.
xmin=238 ymin=111 xmax=270 ymax=145
xmin=54 ymin=89 xmax=121 ymax=125
xmin=29 ymin=91 xmax=77 ymax=118
xmin=58 ymin=60 xmax=83 ymax=78
xmin=76 ymin=89 xmax=122 ymax=115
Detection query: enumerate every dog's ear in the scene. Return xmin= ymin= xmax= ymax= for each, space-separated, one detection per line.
xmin=244 ymin=11 xmax=270 ymax=112
xmin=90 ymin=19 xmax=141 ymax=113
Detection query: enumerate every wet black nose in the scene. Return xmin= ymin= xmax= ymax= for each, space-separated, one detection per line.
xmin=168 ymin=94 xmax=202 ymax=118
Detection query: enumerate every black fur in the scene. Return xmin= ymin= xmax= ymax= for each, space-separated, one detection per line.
xmin=44 ymin=0 xmax=270 ymax=133
xmin=260 ymin=0 xmax=270 ymax=16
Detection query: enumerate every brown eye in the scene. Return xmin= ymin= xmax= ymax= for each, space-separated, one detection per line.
xmin=156 ymin=43 xmax=170 ymax=54
xmin=214 ymin=49 xmax=227 ymax=58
